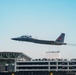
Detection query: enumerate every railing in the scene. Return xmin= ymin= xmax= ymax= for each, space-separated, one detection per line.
xmin=15 ymin=60 xmax=76 ymax=72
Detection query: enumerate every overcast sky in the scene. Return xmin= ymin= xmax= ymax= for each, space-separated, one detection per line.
xmin=0 ymin=0 xmax=76 ymax=59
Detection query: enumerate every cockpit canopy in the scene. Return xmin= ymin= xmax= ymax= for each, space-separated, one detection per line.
xmin=21 ymin=35 xmax=32 ymax=38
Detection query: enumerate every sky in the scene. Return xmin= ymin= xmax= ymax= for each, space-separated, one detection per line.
xmin=0 ymin=0 xmax=76 ymax=59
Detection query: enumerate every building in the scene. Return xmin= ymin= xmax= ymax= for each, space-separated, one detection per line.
xmin=16 ymin=58 xmax=76 ymax=72
xmin=15 ymin=58 xmax=76 ymax=75
xmin=46 ymin=51 xmax=61 ymax=59
xmin=0 ymin=52 xmax=31 ymax=72
xmin=0 ymin=51 xmax=76 ymax=75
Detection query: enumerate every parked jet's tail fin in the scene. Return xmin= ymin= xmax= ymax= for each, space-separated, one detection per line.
xmin=55 ymin=33 xmax=65 ymax=43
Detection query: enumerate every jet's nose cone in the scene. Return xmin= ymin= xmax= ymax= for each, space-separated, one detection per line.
xmin=11 ymin=38 xmax=17 ymax=40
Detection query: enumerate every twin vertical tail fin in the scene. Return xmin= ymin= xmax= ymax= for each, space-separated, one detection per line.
xmin=55 ymin=33 xmax=65 ymax=43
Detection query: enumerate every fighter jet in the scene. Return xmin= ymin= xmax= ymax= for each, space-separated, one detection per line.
xmin=11 ymin=33 xmax=67 ymax=45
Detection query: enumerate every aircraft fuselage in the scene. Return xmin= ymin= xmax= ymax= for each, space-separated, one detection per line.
xmin=11 ymin=33 xmax=67 ymax=45
xmin=12 ymin=37 xmax=66 ymax=45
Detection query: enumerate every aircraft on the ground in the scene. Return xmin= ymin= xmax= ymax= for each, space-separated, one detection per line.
xmin=11 ymin=33 xmax=67 ymax=45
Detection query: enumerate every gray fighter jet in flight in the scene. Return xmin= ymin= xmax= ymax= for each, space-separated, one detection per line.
xmin=11 ymin=33 xmax=67 ymax=45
